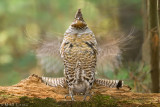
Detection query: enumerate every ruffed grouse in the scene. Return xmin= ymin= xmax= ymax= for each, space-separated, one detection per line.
xmin=39 ymin=9 xmax=126 ymax=101
xmin=59 ymin=9 xmax=97 ymax=100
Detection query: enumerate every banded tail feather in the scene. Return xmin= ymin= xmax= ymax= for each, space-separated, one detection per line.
xmin=41 ymin=76 xmax=65 ymax=87
xmin=41 ymin=76 xmax=123 ymax=89
xmin=95 ymin=79 xmax=123 ymax=89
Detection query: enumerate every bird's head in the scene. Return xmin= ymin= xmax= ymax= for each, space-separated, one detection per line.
xmin=71 ymin=9 xmax=87 ymax=29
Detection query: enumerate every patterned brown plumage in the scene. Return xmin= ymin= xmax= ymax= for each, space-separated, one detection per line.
xmin=41 ymin=76 xmax=124 ymax=89
xmin=60 ymin=9 xmax=97 ymax=100
xmin=95 ymin=79 xmax=123 ymax=89
xmin=42 ymin=76 xmax=65 ymax=87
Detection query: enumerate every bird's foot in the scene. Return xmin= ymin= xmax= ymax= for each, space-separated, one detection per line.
xmin=83 ymin=93 xmax=91 ymax=101
xmin=65 ymin=94 xmax=75 ymax=101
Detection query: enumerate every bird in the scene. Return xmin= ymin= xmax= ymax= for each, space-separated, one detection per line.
xmin=34 ymin=9 xmax=134 ymax=101
xmin=59 ymin=9 xmax=98 ymax=101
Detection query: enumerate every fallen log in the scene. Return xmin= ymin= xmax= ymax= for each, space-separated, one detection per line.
xmin=0 ymin=74 xmax=159 ymax=107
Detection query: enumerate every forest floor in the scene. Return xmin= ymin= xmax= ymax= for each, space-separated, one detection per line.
xmin=0 ymin=74 xmax=160 ymax=107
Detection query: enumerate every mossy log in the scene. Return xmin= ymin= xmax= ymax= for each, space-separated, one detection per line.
xmin=0 ymin=74 xmax=160 ymax=107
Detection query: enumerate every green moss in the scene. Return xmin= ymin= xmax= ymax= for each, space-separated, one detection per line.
xmin=19 ymin=95 xmax=118 ymax=107
xmin=0 ymin=90 xmax=6 ymax=94
xmin=58 ymin=95 xmax=117 ymax=107
xmin=0 ymin=93 xmax=17 ymax=99
xmin=88 ymin=94 xmax=118 ymax=107
xmin=20 ymin=96 xmax=58 ymax=107
xmin=1 ymin=94 xmax=159 ymax=107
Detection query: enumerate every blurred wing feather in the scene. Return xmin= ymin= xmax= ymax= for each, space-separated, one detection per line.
xmin=97 ymin=28 xmax=135 ymax=69
xmin=26 ymin=32 xmax=64 ymax=73
xmin=36 ymin=37 xmax=63 ymax=73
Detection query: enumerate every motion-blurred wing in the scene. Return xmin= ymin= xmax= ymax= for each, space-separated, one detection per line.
xmin=97 ymin=29 xmax=135 ymax=70
xmin=35 ymin=37 xmax=64 ymax=73
xmin=26 ymin=30 xmax=64 ymax=73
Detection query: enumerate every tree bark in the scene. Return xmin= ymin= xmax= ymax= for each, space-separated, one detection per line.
xmin=149 ymin=0 xmax=159 ymax=93
xmin=142 ymin=0 xmax=150 ymax=64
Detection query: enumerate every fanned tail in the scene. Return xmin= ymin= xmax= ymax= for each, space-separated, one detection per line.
xmin=95 ymin=78 xmax=123 ymax=89
xmin=41 ymin=76 xmax=65 ymax=87
xmin=41 ymin=76 xmax=126 ymax=89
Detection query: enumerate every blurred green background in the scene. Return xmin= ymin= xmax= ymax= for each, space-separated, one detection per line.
xmin=0 ymin=0 xmax=150 ymax=92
